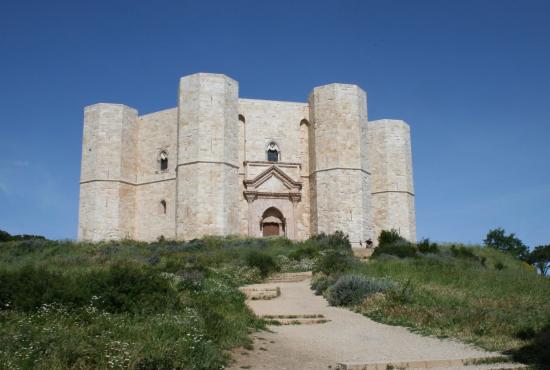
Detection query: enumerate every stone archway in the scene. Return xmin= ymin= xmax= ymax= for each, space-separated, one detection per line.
xmin=261 ymin=207 xmax=285 ymax=237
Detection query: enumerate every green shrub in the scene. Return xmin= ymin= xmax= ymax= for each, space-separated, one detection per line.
xmin=449 ymin=245 xmax=483 ymax=264
xmin=308 ymin=231 xmax=352 ymax=251
xmin=326 ymin=274 xmax=394 ymax=306
xmin=245 ymin=251 xmax=279 ymax=278
xmin=314 ymin=249 xmax=355 ymax=275
xmin=417 ymin=239 xmax=439 ymax=254
xmin=378 ymin=229 xmax=405 ymax=247
xmin=310 ymin=274 xmax=340 ymax=296
xmin=0 ymin=264 xmax=181 ymax=314
xmin=276 ymin=255 xmax=315 ymax=272
xmin=372 ymin=241 xmax=417 ymax=259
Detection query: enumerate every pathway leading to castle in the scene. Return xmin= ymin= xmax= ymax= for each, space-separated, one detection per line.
xmin=229 ymin=276 xmax=524 ymax=370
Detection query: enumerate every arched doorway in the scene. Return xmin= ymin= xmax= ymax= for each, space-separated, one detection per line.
xmin=261 ymin=207 xmax=285 ymax=237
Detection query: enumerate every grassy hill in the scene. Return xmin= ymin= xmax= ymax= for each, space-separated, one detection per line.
xmin=0 ymin=234 xmax=548 ymax=369
xmin=0 ymin=236 xmax=308 ymax=369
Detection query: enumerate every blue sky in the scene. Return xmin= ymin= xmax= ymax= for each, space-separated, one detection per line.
xmin=0 ymin=0 xmax=548 ymax=246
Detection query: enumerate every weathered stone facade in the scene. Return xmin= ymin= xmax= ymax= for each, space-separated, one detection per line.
xmin=78 ymin=73 xmax=416 ymax=245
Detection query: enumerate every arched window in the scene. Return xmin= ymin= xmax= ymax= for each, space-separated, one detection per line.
xmin=266 ymin=142 xmax=279 ymax=162
xmin=160 ymin=151 xmax=168 ymax=171
xmin=160 ymin=200 xmax=167 ymax=215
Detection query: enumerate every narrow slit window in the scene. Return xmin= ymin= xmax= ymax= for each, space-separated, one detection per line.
xmin=160 ymin=200 xmax=167 ymax=215
xmin=160 ymin=152 xmax=168 ymax=171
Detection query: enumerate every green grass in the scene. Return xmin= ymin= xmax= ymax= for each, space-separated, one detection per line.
xmin=323 ymin=244 xmax=550 ymax=368
xmin=0 ymin=236 xmax=312 ymax=370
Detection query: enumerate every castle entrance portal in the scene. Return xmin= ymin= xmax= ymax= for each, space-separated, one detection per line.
xmin=261 ymin=207 xmax=285 ymax=237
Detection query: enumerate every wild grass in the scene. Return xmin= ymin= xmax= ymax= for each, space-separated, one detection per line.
xmin=0 ymin=235 xmax=310 ymax=370
xmin=315 ymin=243 xmax=550 ymax=368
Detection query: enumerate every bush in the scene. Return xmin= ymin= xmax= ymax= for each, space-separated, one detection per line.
xmin=450 ymin=245 xmax=480 ymax=261
xmin=245 ymin=251 xmax=279 ymax=278
xmin=372 ymin=241 xmax=417 ymax=259
xmin=417 ymin=239 xmax=439 ymax=254
xmin=310 ymin=274 xmax=340 ymax=296
xmin=378 ymin=229 xmax=405 ymax=247
xmin=0 ymin=264 xmax=181 ymax=314
xmin=326 ymin=274 xmax=394 ymax=306
xmin=314 ymin=249 xmax=355 ymax=275
xmin=308 ymin=231 xmax=352 ymax=251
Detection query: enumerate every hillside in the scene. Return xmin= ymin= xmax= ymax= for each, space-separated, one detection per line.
xmin=0 ymin=235 xmax=548 ymax=369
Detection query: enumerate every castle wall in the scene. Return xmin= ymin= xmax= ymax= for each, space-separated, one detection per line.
xmin=367 ymin=119 xmax=416 ymax=242
xmin=78 ymin=103 xmax=138 ymax=241
xmin=309 ymin=84 xmax=373 ymax=244
xmin=132 ymin=108 xmax=178 ymax=241
xmin=238 ymin=99 xmax=310 ymax=240
xmin=176 ymin=73 xmax=240 ymax=239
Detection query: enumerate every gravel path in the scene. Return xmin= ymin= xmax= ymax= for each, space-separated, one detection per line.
xmin=229 ymin=279 xmax=518 ymax=370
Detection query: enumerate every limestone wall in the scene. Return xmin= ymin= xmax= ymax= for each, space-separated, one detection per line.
xmin=176 ymin=73 xmax=240 ymax=239
xmin=131 ymin=108 xmax=178 ymax=241
xmin=238 ymin=99 xmax=310 ymax=240
xmin=77 ymin=73 xmax=416 ymax=244
xmin=78 ymin=103 xmax=138 ymax=241
xmin=308 ymin=83 xmax=372 ymax=243
xmin=367 ymin=119 xmax=416 ymax=242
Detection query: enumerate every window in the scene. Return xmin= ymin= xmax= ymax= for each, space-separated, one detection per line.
xmin=266 ymin=142 xmax=279 ymax=162
xmin=160 ymin=200 xmax=167 ymax=215
xmin=160 ymin=151 xmax=168 ymax=171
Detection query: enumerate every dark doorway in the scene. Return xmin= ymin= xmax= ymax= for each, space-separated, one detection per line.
xmin=260 ymin=207 xmax=285 ymax=237
xmin=263 ymin=223 xmax=280 ymax=237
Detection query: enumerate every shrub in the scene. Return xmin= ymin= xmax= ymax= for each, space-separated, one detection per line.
xmin=0 ymin=264 xmax=181 ymax=314
xmin=314 ymin=249 xmax=355 ymax=275
xmin=372 ymin=241 xmax=417 ymax=259
xmin=308 ymin=231 xmax=352 ymax=251
xmin=310 ymin=274 xmax=340 ymax=296
xmin=245 ymin=251 xmax=279 ymax=278
xmin=288 ymin=244 xmax=318 ymax=260
xmin=417 ymin=238 xmax=439 ymax=254
xmin=450 ymin=245 xmax=481 ymax=262
xmin=326 ymin=275 xmax=394 ymax=306
xmin=276 ymin=255 xmax=315 ymax=272
xmin=378 ymin=229 xmax=405 ymax=247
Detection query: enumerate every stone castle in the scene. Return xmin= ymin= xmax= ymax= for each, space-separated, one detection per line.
xmin=78 ymin=73 xmax=416 ymax=245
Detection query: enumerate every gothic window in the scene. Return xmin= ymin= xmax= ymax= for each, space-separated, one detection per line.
xmin=160 ymin=151 xmax=168 ymax=171
xmin=266 ymin=142 xmax=279 ymax=162
xmin=160 ymin=200 xmax=167 ymax=215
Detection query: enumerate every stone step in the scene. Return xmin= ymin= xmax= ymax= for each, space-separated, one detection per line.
xmin=239 ymin=287 xmax=280 ymax=300
xmin=337 ymin=356 xmax=525 ymax=370
xmin=261 ymin=313 xmax=330 ymax=325
xmin=264 ymin=271 xmax=312 ymax=283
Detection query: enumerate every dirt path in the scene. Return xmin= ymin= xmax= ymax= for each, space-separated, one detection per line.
xmin=229 ymin=278 xmax=522 ymax=370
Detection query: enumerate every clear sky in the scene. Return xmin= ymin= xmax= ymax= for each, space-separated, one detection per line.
xmin=0 ymin=0 xmax=548 ymax=246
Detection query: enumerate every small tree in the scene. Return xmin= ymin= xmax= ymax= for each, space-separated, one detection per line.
xmin=0 ymin=230 xmax=11 ymax=242
xmin=529 ymin=245 xmax=550 ymax=276
xmin=483 ymin=228 xmax=529 ymax=261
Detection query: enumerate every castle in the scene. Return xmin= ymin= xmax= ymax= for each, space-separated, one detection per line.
xmin=78 ymin=73 xmax=416 ymax=245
